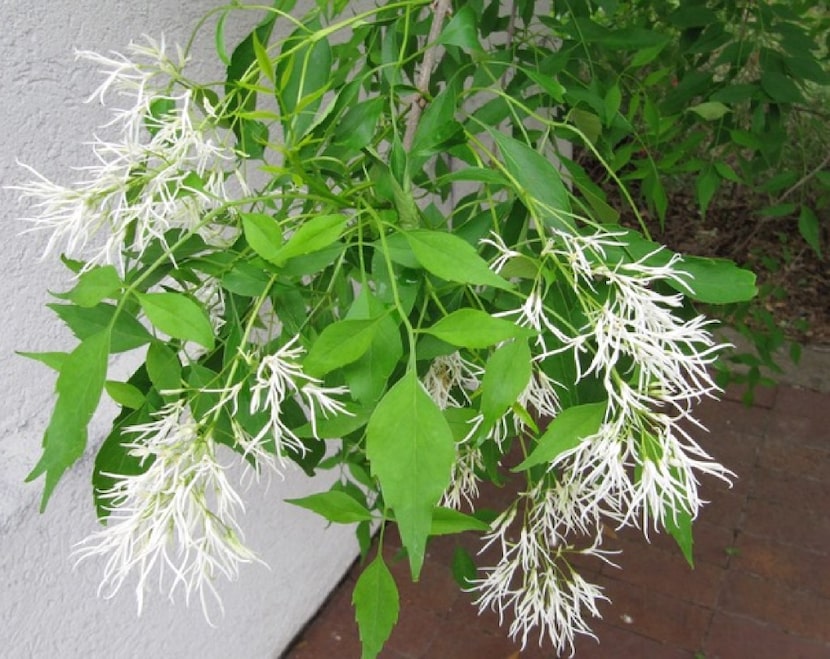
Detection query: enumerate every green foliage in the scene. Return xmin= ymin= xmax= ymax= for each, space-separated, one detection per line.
xmin=24 ymin=0 xmax=824 ymax=654
xmin=366 ymin=371 xmax=455 ymax=580
xmin=353 ymin=555 xmax=399 ymax=659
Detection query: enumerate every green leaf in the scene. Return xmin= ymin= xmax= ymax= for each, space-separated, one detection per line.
xmin=423 ymin=310 xmax=532 ymax=349
xmin=295 ymin=402 xmax=370 ymax=439
xmin=252 ymin=29 xmax=275 ymax=84
xmin=105 ymin=380 xmax=145 ymax=409
xmin=55 ymin=266 xmax=122 ymax=307
xmin=236 ymin=119 xmax=269 ymax=159
xmin=438 ymin=6 xmax=483 ymax=53
xmin=522 ymin=68 xmax=566 ymax=102
xmin=49 ymin=303 xmax=152 ymax=353
xmin=93 ymin=405 xmax=150 ymax=518
xmin=17 ymin=351 xmax=68 ymax=371
xmin=688 ymin=101 xmax=730 ymax=121
xmin=27 ymin=330 xmax=110 ymax=510
xmin=286 ymin=490 xmax=374 ymax=524
xmin=480 ymin=340 xmax=532 ymax=428
xmin=487 ymin=129 xmax=573 ymax=231
xmin=344 ymin=291 xmax=403 ymax=404
xmin=411 ymin=86 xmax=463 ymax=166
xmin=366 ymin=371 xmax=455 ymax=579
xmin=669 ymin=5 xmax=717 ymax=28
xmin=277 ymin=18 xmax=332 ymax=139
xmin=304 ymin=317 xmax=382 ymax=377
xmin=760 ymin=71 xmax=803 ymax=104
xmin=225 ymin=11 xmax=277 ymax=111
xmin=221 ymin=262 xmax=273 ymax=297
xmin=241 ymin=212 xmax=283 ymax=263
xmin=630 ymin=40 xmax=669 ymax=67
xmin=672 ymin=257 xmax=757 ymax=304
xmin=46 ymin=303 xmax=153 ymax=353
xmin=430 ymin=507 xmax=489 ymax=535
xmin=798 ymin=206 xmax=822 ymax=259
xmin=604 ymin=84 xmax=622 ymax=127
xmin=451 ymin=545 xmax=478 ymax=588
xmin=335 ymin=96 xmax=384 ymax=151
xmin=146 ymin=342 xmax=182 ymax=394
xmin=404 ymin=229 xmax=512 ymax=290
xmin=666 ymin=507 xmax=695 ymax=568
xmin=136 ymin=292 xmax=215 ymax=351
xmin=571 ymin=108 xmax=603 ymax=146
xmin=514 ymin=402 xmax=606 ymax=471
xmin=695 ymin=167 xmax=720 ymax=215
xmin=353 ymin=556 xmax=399 ymax=659
xmin=443 ymin=406 xmax=480 ymax=442
xmin=272 ymin=214 xmax=348 ymax=264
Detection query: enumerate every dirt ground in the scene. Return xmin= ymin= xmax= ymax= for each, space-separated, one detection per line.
xmin=598 ymin=171 xmax=830 ymax=346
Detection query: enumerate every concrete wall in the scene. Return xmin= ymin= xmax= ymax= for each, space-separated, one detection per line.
xmin=1 ymin=2 xmax=357 ymax=657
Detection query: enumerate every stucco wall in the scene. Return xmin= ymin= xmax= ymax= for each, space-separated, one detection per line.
xmin=0 ymin=2 xmax=357 ymax=657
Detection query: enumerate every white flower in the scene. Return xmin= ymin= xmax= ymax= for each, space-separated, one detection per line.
xmin=470 ymin=486 xmax=613 ymax=656
xmin=72 ymin=400 xmax=261 ymax=622
xmin=422 ymin=351 xmax=483 ymax=410
xmin=481 ymin=232 xmax=523 ymax=274
xmin=493 ymin=227 xmax=732 ymax=534
xmin=11 ymin=38 xmax=239 ymax=271
xmin=248 ymin=335 xmax=351 ymax=459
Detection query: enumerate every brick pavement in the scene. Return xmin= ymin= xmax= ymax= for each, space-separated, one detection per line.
xmin=285 ymin=383 xmax=830 ymax=658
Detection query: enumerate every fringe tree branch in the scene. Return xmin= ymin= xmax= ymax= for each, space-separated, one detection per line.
xmin=403 ymin=0 xmax=453 ymax=151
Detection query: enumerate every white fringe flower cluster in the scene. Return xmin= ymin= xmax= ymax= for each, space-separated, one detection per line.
xmin=12 ymin=37 xmax=240 ymax=270
xmin=470 ymin=228 xmax=732 ymax=654
xmin=74 ymin=334 xmax=350 ymax=620
xmin=72 ymin=400 xmax=256 ymax=622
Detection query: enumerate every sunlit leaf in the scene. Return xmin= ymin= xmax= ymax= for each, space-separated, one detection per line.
xmin=366 ymin=371 xmax=454 ymax=579
xmin=137 ymin=292 xmax=215 ymax=351
xmin=515 ymin=402 xmax=606 ymax=471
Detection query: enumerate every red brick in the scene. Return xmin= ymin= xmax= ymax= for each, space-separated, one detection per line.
xmin=284 ymin=579 xmax=362 ymax=659
xmin=699 ymin=486 xmax=747 ymax=529
xmin=742 ymin=497 xmax=830 ymax=553
xmin=693 ymin=397 xmax=772 ymax=438
xmin=694 ymin=429 xmax=761 ymax=494
xmin=614 ymin=521 xmax=736 ymax=568
xmin=597 ymin=574 xmax=713 ymax=651
xmin=422 ymin=596 xmax=523 ymax=659
xmin=749 ymin=466 xmax=830 ymax=508
xmin=705 ymin=611 xmax=829 ymax=659
xmin=383 ymin=557 xmax=461 ymax=656
xmin=733 ymin=533 xmax=830 ymax=599
xmin=719 ymin=570 xmax=830 ymax=642
xmin=722 ymin=381 xmax=778 ymax=409
xmin=602 ymin=537 xmax=724 ymax=607
xmin=572 ymin=621 xmax=698 ymax=659
xmin=757 ymin=440 xmax=830 ymax=482
xmin=769 ymin=387 xmax=830 ymax=449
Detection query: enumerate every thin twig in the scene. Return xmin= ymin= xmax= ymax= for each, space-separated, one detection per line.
xmin=403 ymin=0 xmax=453 ymax=151
xmin=780 ymin=152 xmax=830 ymax=202
xmin=499 ymin=0 xmax=518 ymax=88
